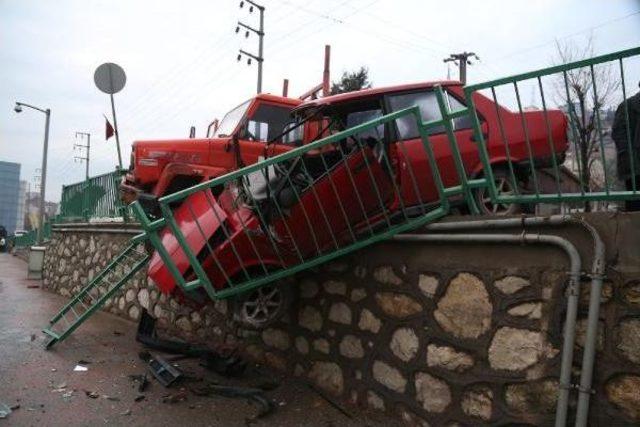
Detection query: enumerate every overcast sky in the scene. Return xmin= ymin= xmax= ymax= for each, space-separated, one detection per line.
xmin=1 ymin=0 xmax=639 ymax=202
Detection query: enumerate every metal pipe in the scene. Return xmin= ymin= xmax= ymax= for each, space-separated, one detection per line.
xmin=573 ymin=220 xmax=605 ymax=427
xmin=393 ymin=231 xmax=581 ymax=427
xmin=411 ymin=214 xmax=605 ymax=426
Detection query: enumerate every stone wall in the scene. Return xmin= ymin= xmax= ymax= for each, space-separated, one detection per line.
xmin=42 ymin=214 xmax=640 ymax=425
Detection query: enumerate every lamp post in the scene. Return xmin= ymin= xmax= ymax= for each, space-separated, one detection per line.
xmin=14 ymin=101 xmax=50 ymax=245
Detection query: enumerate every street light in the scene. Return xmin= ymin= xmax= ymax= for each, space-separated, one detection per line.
xmin=14 ymin=101 xmax=51 ymax=246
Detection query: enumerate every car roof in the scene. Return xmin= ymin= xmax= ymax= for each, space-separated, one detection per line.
xmin=294 ymin=80 xmax=462 ymax=113
xmin=255 ymin=93 xmax=302 ymax=107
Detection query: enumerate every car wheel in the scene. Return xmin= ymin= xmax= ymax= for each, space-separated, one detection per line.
xmin=474 ymin=170 xmax=522 ymax=216
xmin=230 ymin=281 xmax=293 ymax=330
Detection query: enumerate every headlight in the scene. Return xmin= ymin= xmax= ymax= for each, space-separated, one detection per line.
xmin=0 ymin=238 xmax=5 ymax=246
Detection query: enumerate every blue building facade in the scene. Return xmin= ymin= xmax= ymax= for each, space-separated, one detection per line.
xmin=0 ymin=161 xmax=21 ymax=235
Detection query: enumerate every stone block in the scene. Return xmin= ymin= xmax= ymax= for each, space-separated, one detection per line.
xmin=328 ymin=302 xmax=352 ymax=324
xmin=434 ymin=273 xmax=492 ymax=339
xmin=390 ymin=327 xmax=419 ymax=362
xmin=358 ymin=308 xmax=381 ymax=333
xmin=616 ymin=318 xmax=640 ymax=364
xmin=309 ymin=362 xmax=344 ymax=395
xmin=488 ymin=327 xmax=543 ymax=371
xmin=418 ymin=274 xmax=439 ymax=298
xmin=299 ymin=306 xmax=323 ymax=332
xmin=414 ymin=372 xmax=451 ymax=413
xmin=373 ymin=360 xmax=406 ymax=393
xmin=339 ymin=335 xmax=364 ymax=359
xmin=426 ymin=344 xmax=474 ymax=372
xmin=261 ymin=328 xmax=291 ymax=351
xmin=461 ymin=386 xmax=493 ymax=421
xmin=373 ymin=265 xmax=403 ymax=285
xmin=494 ymin=275 xmax=530 ymax=294
xmin=375 ymin=292 xmax=422 ymax=318
xmin=605 ymin=375 xmax=640 ymax=421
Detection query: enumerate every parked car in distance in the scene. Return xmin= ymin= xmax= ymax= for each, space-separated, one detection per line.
xmin=0 ymin=225 xmax=6 ymax=252
xmin=147 ymin=80 xmax=569 ymax=328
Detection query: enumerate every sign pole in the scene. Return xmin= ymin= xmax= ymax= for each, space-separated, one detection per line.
xmin=110 ymin=93 xmax=122 ymax=169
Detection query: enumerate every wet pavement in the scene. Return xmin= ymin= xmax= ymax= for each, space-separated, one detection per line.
xmin=0 ymin=253 xmax=399 ymax=426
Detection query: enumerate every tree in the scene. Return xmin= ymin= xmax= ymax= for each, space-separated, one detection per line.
xmin=552 ymin=36 xmax=620 ymax=210
xmin=331 ymin=67 xmax=372 ymax=95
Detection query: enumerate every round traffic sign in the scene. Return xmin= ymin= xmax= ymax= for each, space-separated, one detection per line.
xmin=94 ymin=63 xmax=126 ymax=94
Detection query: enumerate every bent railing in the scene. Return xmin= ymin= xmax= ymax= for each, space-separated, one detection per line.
xmin=463 ymin=46 xmax=640 ymax=209
xmin=133 ymin=104 xmax=476 ymax=299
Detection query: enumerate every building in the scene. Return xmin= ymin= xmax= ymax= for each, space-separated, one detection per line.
xmin=0 ymin=161 xmax=21 ymax=235
xmin=16 ymin=180 xmax=28 ymax=231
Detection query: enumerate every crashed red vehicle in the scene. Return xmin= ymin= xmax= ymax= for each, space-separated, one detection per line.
xmin=120 ymin=94 xmax=303 ymax=213
xmin=148 ymin=81 xmax=569 ymax=327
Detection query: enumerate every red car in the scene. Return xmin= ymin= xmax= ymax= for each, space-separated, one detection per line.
xmin=148 ymin=81 xmax=568 ymax=327
xmin=120 ymin=94 xmax=303 ymax=212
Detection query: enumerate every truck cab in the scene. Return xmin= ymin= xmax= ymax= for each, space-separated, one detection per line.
xmin=120 ymin=94 xmax=303 ymax=212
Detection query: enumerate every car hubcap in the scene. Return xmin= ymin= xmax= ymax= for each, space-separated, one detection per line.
xmin=240 ymin=285 xmax=283 ymax=325
xmin=479 ymin=177 xmax=516 ymax=215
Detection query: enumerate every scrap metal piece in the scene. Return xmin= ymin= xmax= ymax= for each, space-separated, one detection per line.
xmin=147 ymin=353 xmax=183 ymax=387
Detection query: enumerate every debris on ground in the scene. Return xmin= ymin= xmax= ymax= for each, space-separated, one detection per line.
xmin=148 ymin=353 xmax=183 ymax=387
xmin=84 ymin=390 xmax=100 ymax=399
xmin=113 ymin=330 xmax=123 ymax=336
xmin=73 ymin=364 xmax=88 ymax=372
xmin=136 ymin=310 xmax=247 ymax=377
xmin=0 ymin=402 xmax=12 ymax=419
xmin=30 ymin=334 xmax=36 ymax=341
xmin=190 ymin=383 xmax=274 ymax=419
xmin=120 ymin=409 xmax=132 ymax=416
xmin=128 ymin=373 xmax=150 ymax=392
xmin=161 ymin=388 xmax=188 ymax=404
xmin=134 ymin=395 xmax=145 ymax=402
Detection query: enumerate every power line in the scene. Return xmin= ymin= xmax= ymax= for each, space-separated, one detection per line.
xmin=493 ymin=9 xmax=640 ymax=62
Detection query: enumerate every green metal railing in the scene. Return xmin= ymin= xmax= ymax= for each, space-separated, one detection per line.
xmin=132 ymin=46 xmax=640 ymax=302
xmin=463 ymin=46 xmax=640 ymax=208
xmin=12 ymin=222 xmax=51 ymax=248
xmin=59 ymin=170 xmax=129 ymax=221
xmin=133 ymin=102 xmax=480 ymax=299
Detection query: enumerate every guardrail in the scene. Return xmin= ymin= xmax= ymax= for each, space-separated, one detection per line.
xmin=59 ymin=170 xmax=129 ymax=221
xmin=463 ymin=46 xmax=640 ymax=211
xmin=133 ymin=99 xmax=482 ymax=300
xmin=133 ymin=46 xmax=640 ymax=302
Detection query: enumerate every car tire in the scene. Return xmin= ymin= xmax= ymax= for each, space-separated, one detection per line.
xmin=474 ymin=169 xmax=523 ymax=216
xmin=229 ymin=278 xmax=294 ymax=330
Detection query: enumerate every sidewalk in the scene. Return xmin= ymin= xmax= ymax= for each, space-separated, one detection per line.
xmin=0 ymin=253 xmax=397 ymax=426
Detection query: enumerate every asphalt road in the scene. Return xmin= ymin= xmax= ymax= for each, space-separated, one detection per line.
xmin=0 ymin=253 xmax=399 ymax=427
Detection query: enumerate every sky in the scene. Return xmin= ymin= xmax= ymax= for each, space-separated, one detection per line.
xmin=1 ymin=0 xmax=639 ymax=202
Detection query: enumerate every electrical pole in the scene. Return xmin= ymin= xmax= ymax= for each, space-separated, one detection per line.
xmin=74 ymin=132 xmax=91 ymax=180
xmin=443 ymin=52 xmax=479 ymax=85
xmin=236 ymin=0 xmax=265 ymax=93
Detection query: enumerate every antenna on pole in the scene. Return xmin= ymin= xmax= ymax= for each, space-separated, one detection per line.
xmin=443 ymin=51 xmax=479 ymax=84
xmin=236 ymin=0 xmax=265 ymax=93
xmin=74 ymin=131 xmax=91 ymax=180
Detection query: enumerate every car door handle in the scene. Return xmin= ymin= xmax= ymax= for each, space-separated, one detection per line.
xmin=470 ymin=132 xmax=489 ymax=142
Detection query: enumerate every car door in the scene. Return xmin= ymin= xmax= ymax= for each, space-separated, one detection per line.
xmin=268 ymin=108 xmax=395 ymax=258
xmin=385 ymin=88 xmax=479 ymax=207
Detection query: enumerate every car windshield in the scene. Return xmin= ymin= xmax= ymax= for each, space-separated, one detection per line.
xmin=214 ymin=99 xmax=252 ymax=137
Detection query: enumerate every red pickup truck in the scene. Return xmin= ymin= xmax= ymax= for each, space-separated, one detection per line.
xmin=120 ymin=94 xmax=303 ymax=213
xmin=146 ymin=81 xmax=569 ymax=328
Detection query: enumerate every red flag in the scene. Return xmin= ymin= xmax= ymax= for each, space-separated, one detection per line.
xmin=105 ymin=115 xmax=115 ymax=140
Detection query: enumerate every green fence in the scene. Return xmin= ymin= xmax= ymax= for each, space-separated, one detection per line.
xmin=12 ymin=222 xmax=51 ymax=248
xmin=133 ymin=98 xmax=484 ymax=300
xmin=59 ymin=170 xmax=129 ymax=221
xmin=463 ymin=46 xmax=640 ymax=209
xmin=132 ymin=46 xmax=640 ymax=302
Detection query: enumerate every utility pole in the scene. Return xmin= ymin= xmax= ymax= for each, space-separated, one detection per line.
xmin=74 ymin=132 xmax=91 ymax=180
xmin=236 ymin=0 xmax=265 ymax=93
xmin=14 ymin=101 xmax=50 ymax=245
xmin=443 ymin=52 xmax=479 ymax=85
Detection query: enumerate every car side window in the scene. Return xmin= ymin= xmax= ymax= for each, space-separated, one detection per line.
xmin=281 ymin=121 xmax=304 ymax=146
xmin=245 ymin=104 xmax=292 ymax=142
xmin=447 ymin=93 xmax=474 ymax=131
xmin=387 ymin=91 xmax=445 ymax=139
xmin=346 ymin=109 xmax=384 ymax=143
